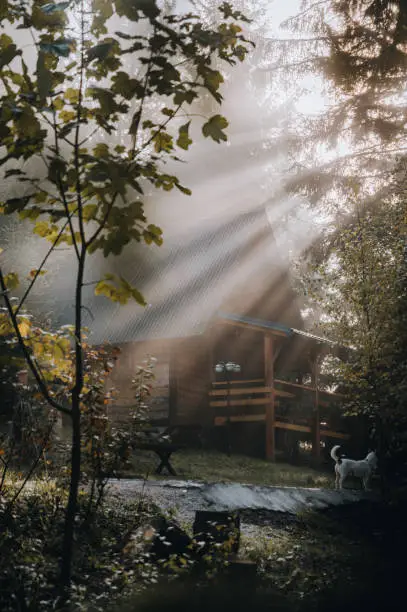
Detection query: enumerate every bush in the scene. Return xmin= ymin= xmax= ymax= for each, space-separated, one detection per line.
xmin=0 ymin=481 xmax=161 ymax=611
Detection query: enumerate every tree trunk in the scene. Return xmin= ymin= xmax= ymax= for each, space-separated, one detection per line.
xmin=60 ymin=399 xmax=81 ymax=590
xmin=60 ymin=249 xmax=85 ymax=591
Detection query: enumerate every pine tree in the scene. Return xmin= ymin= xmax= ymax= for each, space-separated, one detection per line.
xmin=269 ymin=1 xmax=407 ymax=231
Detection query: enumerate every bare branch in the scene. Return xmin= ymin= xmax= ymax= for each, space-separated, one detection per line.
xmin=0 ymin=269 xmax=71 ymax=416
xmin=15 ymin=210 xmax=78 ymax=316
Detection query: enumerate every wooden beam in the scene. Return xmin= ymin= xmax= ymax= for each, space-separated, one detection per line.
xmin=321 ymin=430 xmax=350 ymax=440
xmin=213 ymin=417 xmax=351 ymax=439
xmin=274 ymin=378 xmax=344 ymax=398
xmin=264 ymin=334 xmax=275 ymax=461
xmin=275 ymin=421 xmax=311 ymax=433
xmin=209 ymin=386 xmax=294 ymax=398
xmin=212 ymin=378 xmax=265 ymax=386
xmin=215 ymin=415 xmax=266 ymax=425
xmin=210 ymin=398 xmax=281 ymax=408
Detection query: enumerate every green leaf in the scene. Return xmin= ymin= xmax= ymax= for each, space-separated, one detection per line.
xmin=202 ymin=114 xmax=228 ymax=143
xmin=87 ymin=87 xmax=125 ymax=118
xmin=175 ymin=183 xmax=192 ymax=196
xmin=0 ymin=41 xmax=21 ymax=69
xmin=19 ymin=207 xmax=41 ymax=221
xmin=130 ymin=286 xmax=146 ymax=306
xmin=4 ymin=272 xmax=19 ymax=290
xmin=95 ymin=274 xmax=145 ymax=305
xmin=115 ymin=0 xmax=160 ymax=21
xmin=153 ymin=131 xmax=173 ymax=153
xmin=41 ymin=2 xmax=71 ymax=14
xmin=114 ymin=31 xmax=133 ymax=40
xmin=176 ymin=121 xmax=192 ymax=150
xmin=48 ymin=157 xmax=67 ymax=184
xmin=15 ymin=107 xmax=44 ymax=139
xmin=37 ymin=51 xmax=53 ymax=102
xmin=4 ymin=196 xmax=31 ymax=213
xmin=102 ymin=232 xmax=126 ymax=256
xmin=201 ymin=66 xmax=224 ymax=93
xmin=219 ymin=1 xmax=251 ymax=22
xmin=143 ymin=223 xmax=163 ymax=246
xmin=112 ymin=71 xmax=143 ymax=100
xmin=87 ymin=41 xmax=114 ymax=63
xmin=93 ymin=143 xmax=109 ymax=158
xmin=39 ymin=39 xmax=74 ymax=58
xmin=173 ymin=90 xmax=198 ymax=106
xmin=82 ymin=204 xmax=98 ymax=221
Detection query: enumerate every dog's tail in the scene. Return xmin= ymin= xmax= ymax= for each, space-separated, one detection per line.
xmin=330 ymin=445 xmax=343 ymax=464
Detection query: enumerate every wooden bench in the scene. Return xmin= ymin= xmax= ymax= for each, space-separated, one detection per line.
xmin=133 ymin=426 xmax=183 ymax=476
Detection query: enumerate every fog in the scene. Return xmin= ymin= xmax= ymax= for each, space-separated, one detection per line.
xmin=0 ymin=0 xmax=321 ymax=341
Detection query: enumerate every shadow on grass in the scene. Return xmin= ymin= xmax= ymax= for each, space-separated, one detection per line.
xmin=119 ymin=449 xmax=333 ymax=488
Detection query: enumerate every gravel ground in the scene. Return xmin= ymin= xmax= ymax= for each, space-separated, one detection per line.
xmin=107 ymin=478 xmax=378 ymax=534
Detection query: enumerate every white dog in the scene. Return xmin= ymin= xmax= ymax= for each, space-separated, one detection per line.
xmin=330 ymin=445 xmax=377 ymax=490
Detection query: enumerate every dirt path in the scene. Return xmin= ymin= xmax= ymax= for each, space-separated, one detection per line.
xmin=108 ymin=478 xmax=377 ymax=527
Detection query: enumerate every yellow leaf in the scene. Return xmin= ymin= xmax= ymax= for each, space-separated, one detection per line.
xmin=28 ymin=269 xmax=47 ymax=279
xmin=53 ymin=97 xmax=64 ymax=110
xmin=64 ymin=87 xmax=79 ymax=104
xmin=18 ymin=320 xmax=31 ymax=337
xmin=59 ymin=110 xmax=76 ymax=123
xmin=33 ymin=342 xmax=45 ymax=356
xmin=4 ymin=272 xmax=19 ymax=290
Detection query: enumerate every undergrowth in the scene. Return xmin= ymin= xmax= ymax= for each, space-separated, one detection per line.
xmin=0 ymin=478 xmax=160 ymax=611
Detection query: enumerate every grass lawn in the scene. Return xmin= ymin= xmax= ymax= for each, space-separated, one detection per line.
xmin=122 ymin=448 xmax=333 ymax=488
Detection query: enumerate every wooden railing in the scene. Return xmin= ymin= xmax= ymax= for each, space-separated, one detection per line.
xmin=209 ymin=378 xmax=350 ymax=440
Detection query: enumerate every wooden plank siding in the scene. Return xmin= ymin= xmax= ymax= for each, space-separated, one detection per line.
xmin=106 ymin=338 xmax=172 ymax=424
xmin=209 ymin=387 xmax=294 ymax=398
xmin=171 ymin=336 xmax=212 ymax=426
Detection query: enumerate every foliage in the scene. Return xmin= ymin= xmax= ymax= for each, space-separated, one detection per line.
xmin=0 ymin=335 xmax=23 ymax=419
xmin=0 ymin=0 xmax=253 ymax=590
xmin=0 ymin=481 xmax=161 ymax=612
xmin=266 ymin=1 xmax=407 ymax=253
xmin=302 ymin=192 xmax=407 ymax=480
xmin=130 ymin=355 xmax=157 ymax=433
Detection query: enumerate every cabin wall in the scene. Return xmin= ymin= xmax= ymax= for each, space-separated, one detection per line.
xmin=171 ymin=336 xmax=212 ymax=426
xmin=107 ymin=338 xmax=172 ymax=425
xmin=209 ymin=325 xmax=265 ymax=380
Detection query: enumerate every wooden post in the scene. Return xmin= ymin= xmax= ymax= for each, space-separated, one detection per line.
xmin=168 ymin=343 xmax=178 ymax=427
xmin=264 ymin=334 xmax=275 ymax=461
xmin=311 ymin=356 xmax=320 ymax=459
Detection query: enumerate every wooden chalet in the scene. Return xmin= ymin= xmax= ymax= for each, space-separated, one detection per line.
xmin=85 ymin=208 xmax=353 ymax=461
xmin=28 ymin=206 xmax=354 ymax=459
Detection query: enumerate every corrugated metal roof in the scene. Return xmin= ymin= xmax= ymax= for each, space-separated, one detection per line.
xmin=217 ymin=312 xmax=292 ymax=336
xmin=291 ymin=327 xmax=338 ymax=346
xmin=217 ymin=313 xmax=341 ymax=349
